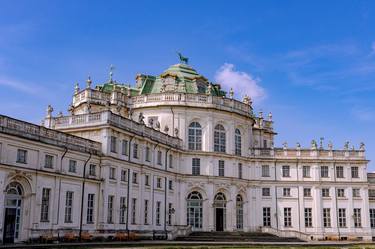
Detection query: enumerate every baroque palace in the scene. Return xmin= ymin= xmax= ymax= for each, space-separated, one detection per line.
xmin=0 ymin=58 xmax=374 ymax=243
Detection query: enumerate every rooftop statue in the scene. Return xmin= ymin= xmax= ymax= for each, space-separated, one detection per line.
xmin=328 ymin=141 xmax=333 ymax=150
xmin=177 ymin=52 xmax=189 ymax=64
xmin=360 ymin=142 xmax=365 ymax=151
xmin=311 ymin=140 xmax=318 ymax=150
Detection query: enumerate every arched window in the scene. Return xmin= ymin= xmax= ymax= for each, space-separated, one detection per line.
xmin=6 ymin=182 xmax=23 ymax=196
xmin=214 ymin=192 xmax=226 ymax=203
xmin=236 ymin=194 xmax=243 ymax=230
xmin=188 ymin=122 xmax=202 ymax=150
xmin=187 ymin=191 xmax=203 ymax=230
xmin=235 ymin=129 xmax=242 ymax=156
xmin=214 ymin=124 xmax=226 ymax=152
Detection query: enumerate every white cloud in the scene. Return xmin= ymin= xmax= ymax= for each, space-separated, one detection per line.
xmin=351 ymin=107 xmax=375 ymax=122
xmin=214 ymin=63 xmax=266 ymax=102
xmin=0 ymin=76 xmax=44 ymax=95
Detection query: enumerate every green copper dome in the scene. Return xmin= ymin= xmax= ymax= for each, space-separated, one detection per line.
xmin=137 ymin=63 xmax=226 ymax=97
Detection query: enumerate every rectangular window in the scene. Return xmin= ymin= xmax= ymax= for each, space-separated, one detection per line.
xmin=263 ymin=207 xmax=271 ymax=227
xmin=337 ymin=188 xmax=345 ymax=198
xmin=192 ymin=158 xmax=200 ymax=176
xmin=353 ymin=208 xmax=361 ymax=227
xmin=284 ymin=207 xmax=292 ymax=227
xmin=169 ymin=154 xmax=173 ymax=168
xmin=40 ymin=188 xmax=50 ymax=222
xmin=321 ymin=166 xmax=329 ymax=178
xmin=336 ymin=166 xmax=344 ymax=178
xmin=238 ymin=163 xmax=242 ymax=179
xmin=353 ymin=188 xmax=360 ymax=198
xmin=16 ymin=149 xmax=27 ymax=163
xmin=262 ymin=165 xmax=270 ymax=177
xmin=338 ymin=208 xmax=346 ymax=228
xmin=351 ymin=166 xmax=359 ymax=178
xmin=157 ymin=177 xmax=162 ymax=188
xmin=87 ymin=194 xmax=95 ymax=224
xmin=168 ymin=203 xmax=173 ymax=225
xmin=157 ymin=151 xmax=162 ymax=165
xmin=303 ymin=188 xmax=311 ymax=197
xmin=262 ymin=188 xmax=270 ymax=197
xmin=145 ymin=146 xmax=151 ymax=162
xmin=370 ymin=209 xmax=375 ymax=228
xmin=168 ymin=180 xmax=173 ymax=190
xmin=122 ymin=140 xmax=129 ymax=156
xmin=156 ymin=201 xmax=161 ymax=225
xmin=322 ymin=188 xmax=330 ymax=197
xmin=304 ymin=208 xmax=312 ymax=228
xmin=323 ymin=208 xmax=331 ymax=227
xmin=218 ymin=160 xmax=225 ymax=177
xmin=302 ymin=166 xmax=310 ymax=178
xmin=144 ymin=200 xmax=149 ymax=224
xmin=64 ymin=191 xmax=74 ymax=223
xmin=131 ymin=198 xmax=137 ymax=224
xmin=69 ymin=160 xmax=77 ymax=173
xmin=133 ymin=143 xmax=138 ymax=159
xmin=110 ymin=136 xmax=117 ymax=153
xmin=107 ymin=195 xmax=114 ymax=223
xmin=119 ymin=197 xmax=126 ymax=224
xmin=282 ymin=165 xmax=290 ymax=177
xmin=44 ymin=154 xmax=54 ymax=168
xmin=109 ymin=167 xmax=116 ymax=180
xmin=121 ymin=169 xmax=127 ymax=182
xmin=145 ymin=175 xmax=150 ymax=186
xmin=89 ymin=164 xmax=96 ymax=176
xmin=283 ymin=188 xmax=291 ymax=197
xmin=132 ymin=172 xmax=138 ymax=184
xmin=263 ymin=139 xmax=267 ymax=149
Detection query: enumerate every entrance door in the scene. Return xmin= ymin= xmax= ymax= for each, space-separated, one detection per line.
xmin=3 ymin=208 xmax=17 ymax=243
xmin=3 ymin=182 xmax=23 ymax=244
xmin=215 ymin=208 xmax=224 ymax=231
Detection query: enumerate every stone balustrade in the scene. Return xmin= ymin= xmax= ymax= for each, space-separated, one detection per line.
xmin=73 ymin=89 xmax=254 ymax=118
xmin=253 ymin=148 xmax=365 ymax=159
xmin=0 ymin=115 xmax=101 ymax=155
xmin=132 ymin=92 xmax=253 ymax=117
xmin=53 ymin=111 xmax=182 ymax=149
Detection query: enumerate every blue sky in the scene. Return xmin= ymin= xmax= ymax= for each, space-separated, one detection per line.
xmin=1 ymin=1 xmax=375 ymax=169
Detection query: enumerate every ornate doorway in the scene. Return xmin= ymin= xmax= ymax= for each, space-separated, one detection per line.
xmin=187 ymin=191 xmax=203 ymax=230
xmin=3 ymin=182 xmax=23 ymax=243
xmin=213 ymin=192 xmax=226 ymax=231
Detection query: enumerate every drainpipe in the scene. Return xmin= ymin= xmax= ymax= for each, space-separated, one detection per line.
xmin=274 ymin=159 xmax=279 ymax=231
xmin=164 ymin=148 xmax=171 ymax=239
xmin=333 ymin=161 xmax=340 ymax=240
xmin=54 ymin=147 xmax=68 ymax=234
xmin=151 ymin=143 xmax=159 ymax=238
xmin=296 ymin=159 xmax=301 ymax=232
xmin=79 ymin=152 xmax=92 ymax=240
xmin=126 ymin=136 xmax=135 ymax=235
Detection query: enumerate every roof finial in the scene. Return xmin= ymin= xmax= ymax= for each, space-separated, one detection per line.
xmin=86 ymin=76 xmax=92 ymax=89
xmin=109 ymin=64 xmax=115 ymax=82
xmin=177 ymin=52 xmax=189 ymax=64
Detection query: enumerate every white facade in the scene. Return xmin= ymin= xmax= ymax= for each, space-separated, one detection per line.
xmin=0 ymin=62 xmax=374 ymax=243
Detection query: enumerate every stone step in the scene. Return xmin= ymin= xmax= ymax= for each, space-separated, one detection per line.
xmin=175 ymin=231 xmax=302 ymax=242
